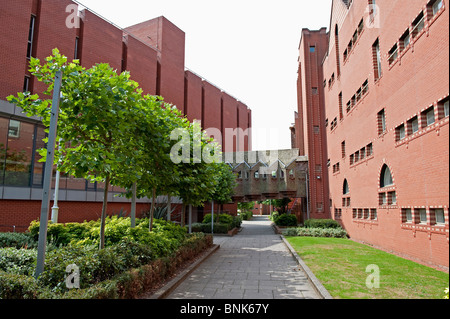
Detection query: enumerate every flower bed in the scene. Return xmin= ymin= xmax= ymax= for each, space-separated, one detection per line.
xmin=0 ymin=217 xmax=213 ymax=299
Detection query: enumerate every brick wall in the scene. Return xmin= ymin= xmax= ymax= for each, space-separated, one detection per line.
xmin=323 ymin=0 xmax=449 ymax=269
xmin=0 ymin=0 xmax=33 ymax=100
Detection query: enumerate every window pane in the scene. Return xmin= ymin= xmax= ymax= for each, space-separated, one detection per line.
xmin=31 ymin=126 xmax=46 ymax=186
xmin=426 ymin=108 xmax=435 ymax=126
xmin=444 ymin=100 xmax=449 ymax=117
xmin=406 ymin=209 xmax=412 ymax=222
xmin=419 ymin=209 xmax=427 ymax=223
xmin=4 ymin=120 xmax=34 ymax=186
xmin=435 ymin=209 xmax=445 ymax=224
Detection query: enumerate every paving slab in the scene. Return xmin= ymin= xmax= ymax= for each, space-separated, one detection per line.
xmin=166 ymin=215 xmax=321 ymax=299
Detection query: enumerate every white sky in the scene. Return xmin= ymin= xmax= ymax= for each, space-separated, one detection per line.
xmin=77 ymin=0 xmax=332 ymax=151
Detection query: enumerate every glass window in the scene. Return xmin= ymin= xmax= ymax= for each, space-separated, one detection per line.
xmin=432 ymin=0 xmax=443 ymax=16
xmin=4 ymin=120 xmax=34 ymax=187
xmin=405 ymin=209 xmax=412 ymax=222
xmin=445 ymin=100 xmax=449 ymax=117
xmin=8 ymin=120 xmax=21 ymax=138
xmin=408 ymin=116 xmax=419 ymax=134
xmin=254 ymin=171 xmax=259 ymax=179
xmin=310 ymin=46 xmax=316 ymax=53
xmin=343 ymin=179 xmax=349 ymax=195
xmin=426 ymin=108 xmax=435 ymax=126
xmin=31 ymin=126 xmax=46 ymax=187
xmin=271 ymin=171 xmax=277 ymax=178
xmin=434 ymin=209 xmax=445 ymax=224
xmin=380 ymin=164 xmax=393 ymax=187
xmin=419 ymin=209 xmax=427 ymax=224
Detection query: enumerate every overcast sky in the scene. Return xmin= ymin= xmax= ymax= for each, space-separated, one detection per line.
xmin=77 ymin=0 xmax=332 ymax=151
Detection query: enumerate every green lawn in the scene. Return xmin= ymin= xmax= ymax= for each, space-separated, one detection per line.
xmin=286 ymin=236 xmax=449 ymax=299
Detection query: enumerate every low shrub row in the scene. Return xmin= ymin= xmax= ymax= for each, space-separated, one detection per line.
xmin=0 ymin=232 xmax=212 ymax=299
xmin=0 ymin=216 xmax=213 ymax=299
xmin=191 ymin=213 xmax=242 ymax=234
xmin=283 ymin=227 xmax=348 ymax=238
xmin=272 ymin=213 xmax=298 ymax=227
xmin=238 ymin=210 xmax=253 ymax=220
xmin=304 ymin=219 xmax=341 ymax=229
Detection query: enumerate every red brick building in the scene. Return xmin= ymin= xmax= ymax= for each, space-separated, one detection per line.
xmin=292 ymin=0 xmax=449 ymax=269
xmin=0 ymin=0 xmax=251 ymax=230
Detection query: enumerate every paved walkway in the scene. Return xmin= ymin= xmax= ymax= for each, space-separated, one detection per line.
xmin=167 ymin=215 xmax=320 ymax=299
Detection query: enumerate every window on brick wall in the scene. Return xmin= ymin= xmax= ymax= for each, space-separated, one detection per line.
xmin=400 ymin=30 xmax=411 ymax=51
xmin=341 ymin=141 xmax=346 ymax=158
xmin=23 ymin=76 xmax=30 ymax=93
xmin=74 ymin=37 xmax=79 ymax=60
xmin=418 ymin=208 xmax=427 ymax=224
xmin=407 ymin=116 xmax=419 ymax=135
xmin=370 ymin=208 xmax=377 ymax=220
xmin=339 ymin=92 xmax=344 ymax=119
xmin=421 ymin=106 xmax=435 ymax=128
xmin=366 ymin=143 xmax=373 ymax=156
xmin=432 ymin=208 xmax=445 ymax=224
xmin=377 ymin=109 xmax=386 ymax=135
xmin=26 ymin=15 xmax=36 ymax=59
xmin=360 ymin=147 xmax=366 ymax=160
xmin=343 ymin=179 xmax=349 ymax=195
xmin=437 ymin=97 xmax=449 ymax=119
xmin=395 ymin=124 xmax=406 ymax=141
xmin=428 ymin=0 xmax=444 ymax=19
xmin=388 ymin=44 xmax=398 ymax=65
xmin=380 ymin=164 xmax=393 ymax=188
xmin=402 ymin=208 xmax=413 ymax=223
xmin=310 ymin=46 xmax=316 ymax=53
xmin=372 ymin=39 xmax=382 ymax=80
xmin=412 ymin=12 xmax=425 ymax=38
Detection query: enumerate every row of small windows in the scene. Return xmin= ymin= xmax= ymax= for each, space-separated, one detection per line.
xmin=388 ymin=0 xmax=444 ymax=67
xmin=395 ymin=98 xmax=449 ymax=142
xmin=402 ymin=208 xmax=446 ymax=225
xmin=236 ymin=169 xmax=295 ymax=180
xmin=331 ymin=142 xmax=373 ymax=174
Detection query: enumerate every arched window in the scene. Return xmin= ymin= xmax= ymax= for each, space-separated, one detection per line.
xmin=380 ymin=164 xmax=393 ymax=187
xmin=343 ymin=179 xmax=349 ymax=194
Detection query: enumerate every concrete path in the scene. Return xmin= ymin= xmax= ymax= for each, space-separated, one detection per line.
xmin=167 ymin=215 xmax=320 ymax=299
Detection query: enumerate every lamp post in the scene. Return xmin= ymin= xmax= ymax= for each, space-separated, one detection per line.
xmin=35 ymin=70 xmax=62 ymax=278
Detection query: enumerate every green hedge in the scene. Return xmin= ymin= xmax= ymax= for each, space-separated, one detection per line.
xmin=274 ymin=214 xmax=298 ymax=226
xmin=283 ymin=227 xmax=348 ymax=238
xmin=0 ymin=232 xmax=212 ymax=299
xmin=0 ymin=232 xmax=37 ymax=249
xmin=304 ymin=219 xmax=341 ymax=229
xmin=191 ymin=222 xmax=230 ymax=234
xmin=0 ymin=217 xmax=214 ymax=299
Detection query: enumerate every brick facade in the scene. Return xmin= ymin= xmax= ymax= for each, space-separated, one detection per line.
xmin=293 ymin=0 xmax=449 ymax=269
xmin=0 ymin=1 xmax=251 ymax=231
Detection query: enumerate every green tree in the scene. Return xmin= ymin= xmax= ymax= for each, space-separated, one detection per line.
xmin=8 ymin=49 xmax=149 ymax=249
xmin=211 ymin=162 xmax=237 ymax=214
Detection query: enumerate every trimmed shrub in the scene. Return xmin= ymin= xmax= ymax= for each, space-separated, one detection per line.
xmin=304 ymin=219 xmax=341 ymax=229
xmin=0 ymin=232 xmax=37 ymax=249
xmin=283 ymin=227 xmax=348 ymax=238
xmin=0 ymin=247 xmax=37 ymax=276
xmin=274 ymin=214 xmax=298 ymax=226
xmin=0 ymin=271 xmax=40 ymax=299
xmin=202 ymin=213 xmax=234 ymax=225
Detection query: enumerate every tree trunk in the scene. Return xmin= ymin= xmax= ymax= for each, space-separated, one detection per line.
xmin=99 ymin=174 xmax=110 ymax=250
xmin=149 ymin=187 xmax=156 ymax=231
